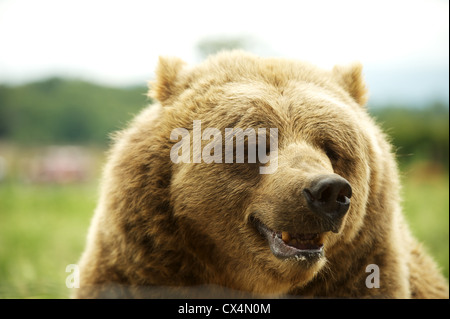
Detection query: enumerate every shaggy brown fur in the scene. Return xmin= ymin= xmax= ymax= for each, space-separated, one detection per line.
xmin=74 ymin=51 xmax=448 ymax=298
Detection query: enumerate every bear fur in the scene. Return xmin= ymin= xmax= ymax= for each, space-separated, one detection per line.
xmin=74 ymin=51 xmax=449 ymax=298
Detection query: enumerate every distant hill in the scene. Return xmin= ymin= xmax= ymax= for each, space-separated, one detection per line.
xmin=370 ymin=103 xmax=449 ymax=168
xmin=0 ymin=78 xmax=148 ymax=145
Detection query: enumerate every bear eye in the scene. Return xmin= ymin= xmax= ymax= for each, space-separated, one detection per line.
xmin=325 ymin=145 xmax=339 ymax=162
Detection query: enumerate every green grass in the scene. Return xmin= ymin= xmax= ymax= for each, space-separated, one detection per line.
xmin=0 ymin=182 xmax=97 ymax=298
xmin=0 ymin=165 xmax=448 ymax=298
xmin=400 ymin=166 xmax=449 ymax=279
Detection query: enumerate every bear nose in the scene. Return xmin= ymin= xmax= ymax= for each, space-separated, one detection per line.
xmin=302 ymin=174 xmax=352 ymax=231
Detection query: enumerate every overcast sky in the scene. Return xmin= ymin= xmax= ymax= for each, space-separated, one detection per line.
xmin=0 ymin=0 xmax=448 ymax=104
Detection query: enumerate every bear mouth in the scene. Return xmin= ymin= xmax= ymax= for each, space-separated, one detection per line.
xmin=250 ymin=217 xmax=325 ymax=262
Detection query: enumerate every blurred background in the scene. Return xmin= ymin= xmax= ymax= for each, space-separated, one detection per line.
xmin=0 ymin=0 xmax=448 ymax=298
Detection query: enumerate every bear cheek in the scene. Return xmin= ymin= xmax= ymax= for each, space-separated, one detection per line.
xmin=170 ymin=162 xmax=254 ymax=227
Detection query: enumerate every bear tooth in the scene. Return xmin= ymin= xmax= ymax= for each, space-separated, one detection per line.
xmin=281 ymin=231 xmax=291 ymax=243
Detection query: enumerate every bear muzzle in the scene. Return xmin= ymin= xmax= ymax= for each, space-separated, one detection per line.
xmin=249 ymin=174 xmax=352 ymax=262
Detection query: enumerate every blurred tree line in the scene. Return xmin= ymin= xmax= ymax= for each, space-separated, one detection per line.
xmin=0 ymin=77 xmax=448 ymax=169
xmin=370 ymin=102 xmax=449 ymax=169
xmin=0 ymin=78 xmax=147 ymax=145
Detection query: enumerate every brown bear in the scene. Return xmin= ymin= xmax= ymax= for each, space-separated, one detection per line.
xmin=74 ymin=51 xmax=449 ymax=298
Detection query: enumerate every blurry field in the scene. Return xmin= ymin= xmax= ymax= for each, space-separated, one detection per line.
xmin=400 ymin=164 xmax=449 ymax=279
xmin=0 ymin=181 xmax=97 ymax=298
xmin=0 ymin=162 xmax=448 ymax=298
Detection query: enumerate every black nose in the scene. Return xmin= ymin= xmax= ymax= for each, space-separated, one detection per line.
xmin=303 ymin=174 xmax=352 ymax=231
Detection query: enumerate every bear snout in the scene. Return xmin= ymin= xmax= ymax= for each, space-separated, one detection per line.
xmin=303 ymin=174 xmax=352 ymax=232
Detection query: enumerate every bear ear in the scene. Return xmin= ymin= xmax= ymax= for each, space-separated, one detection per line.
xmin=148 ymin=56 xmax=187 ymax=104
xmin=332 ymin=62 xmax=368 ymax=107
